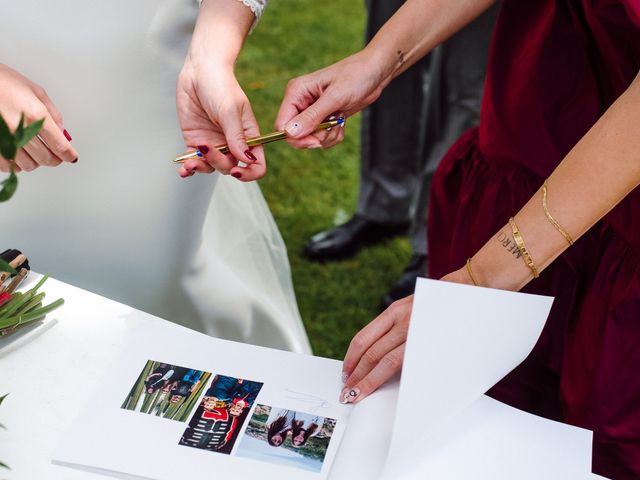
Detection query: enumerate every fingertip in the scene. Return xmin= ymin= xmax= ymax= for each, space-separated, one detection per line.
xmin=285 ymin=121 xmax=303 ymax=138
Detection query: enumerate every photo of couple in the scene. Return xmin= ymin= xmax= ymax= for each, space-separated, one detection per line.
xmin=121 ymin=360 xmax=211 ymax=422
xmin=179 ymin=374 xmax=264 ymax=454
xmin=236 ymin=404 xmax=336 ymax=473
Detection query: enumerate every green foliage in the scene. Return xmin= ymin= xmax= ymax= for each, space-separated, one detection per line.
xmin=0 ymin=113 xmax=44 ymax=202
xmin=0 ymin=275 xmax=65 ymax=336
xmin=237 ymin=1 xmax=411 ymax=358
xmin=0 ymin=260 xmax=15 ymax=276
xmin=0 ymin=172 xmax=17 ymax=202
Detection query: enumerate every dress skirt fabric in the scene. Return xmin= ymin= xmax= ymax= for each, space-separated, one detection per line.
xmin=427 ymin=1 xmax=640 ymax=476
xmin=0 ymin=0 xmax=311 ymax=354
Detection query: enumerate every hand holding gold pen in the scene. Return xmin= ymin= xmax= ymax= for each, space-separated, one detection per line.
xmin=174 ymin=117 xmax=345 ymax=164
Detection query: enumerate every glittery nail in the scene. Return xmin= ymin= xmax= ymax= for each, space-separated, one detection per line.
xmin=339 ymin=387 xmax=360 ymax=404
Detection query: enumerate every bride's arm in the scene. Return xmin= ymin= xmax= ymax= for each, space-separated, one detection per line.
xmin=176 ymin=0 xmax=267 ymax=181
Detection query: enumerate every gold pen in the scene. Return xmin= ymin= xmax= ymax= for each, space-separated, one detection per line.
xmin=174 ymin=118 xmax=345 ymax=164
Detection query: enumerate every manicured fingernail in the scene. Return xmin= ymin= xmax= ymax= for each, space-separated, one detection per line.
xmin=339 ymin=387 xmax=360 ymax=404
xmin=341 ymin=372 xmax=349 ymax=384
xmin=197 ymin=145 xmax=209 ymax=155
xmin=285 ymin=122 xmax=302 ymax=136
xmin=63 ymin=129 xmax=72 ymax=141
xmin=244 ymin=150 xmax=257 ymax=162
xmin=308 ymin=144 xmax=322 ymax=150
xmin=232 ymin=172 xmax=242 ymax=179
xmin=72 ymin=158 xmax=78 ymax=163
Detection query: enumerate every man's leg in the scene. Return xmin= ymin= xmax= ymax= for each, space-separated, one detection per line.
xmin=382 ymin=4 xmax=499 ymax=308
xmin=303 ymin=0 xmax=430 ymax=260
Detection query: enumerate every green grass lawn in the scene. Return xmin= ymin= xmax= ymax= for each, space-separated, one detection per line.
xmin=236 ymin=1 xmax=412 ymax=359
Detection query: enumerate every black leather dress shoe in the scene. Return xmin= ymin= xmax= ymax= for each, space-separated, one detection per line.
xmin=381 ymin=254 xmax=428 ymax=310
xmin=303 ymin=214 xmax=410 ymax=261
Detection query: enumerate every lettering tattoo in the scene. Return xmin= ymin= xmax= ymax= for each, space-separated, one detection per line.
xmin=496 ymin=231 xmax=523 ymax=260
xmin=397 ymin=49 xmax=405 ymax=66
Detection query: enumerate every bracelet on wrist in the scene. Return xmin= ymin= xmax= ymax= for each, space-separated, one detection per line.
xmin=542 ymin=180 xmax=574 ymax=246
xmin=466 ymin=258 xmax=479 ymax=286
xmin=508 ymin=216 xmax=539 ymax=279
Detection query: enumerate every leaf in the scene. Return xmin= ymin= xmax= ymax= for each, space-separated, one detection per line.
xmin=0 ymin=171 xmax=18 ymax=203
xmin=0 ymin=114 xmax=16 ymax=161
xmin=15 ymin=117 xmax=44 ymax=149
xmin=0 ymin=393 xmax=7 ymax=406
xmin=0 ymin=259 xmax=16 ymax=275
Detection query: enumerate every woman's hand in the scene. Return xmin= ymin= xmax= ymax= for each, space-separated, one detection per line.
xmin=275 ymin=50 xmax=387 ymax=150
xmin=0 ymin=64 xmax=78 ymax=172
xmin=176 ymin=63 xmax=265 ymax=181
xmin=340 ymin=295 xmax=413 ymax=404
xmin=176 ymin=0 xmax=263 ymax=181
xmin=339 ymin=269 xmax=471 ymax=404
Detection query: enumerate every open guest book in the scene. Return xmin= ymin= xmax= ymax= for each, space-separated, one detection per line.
xmin=53 ymin=279 xmax=595 ymax=479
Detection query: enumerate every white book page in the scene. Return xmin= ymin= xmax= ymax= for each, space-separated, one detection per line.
xmin=381 ymin=278 xmax=592 ymax=479
xmin=53 ymin=322 xmax=351 ymax=480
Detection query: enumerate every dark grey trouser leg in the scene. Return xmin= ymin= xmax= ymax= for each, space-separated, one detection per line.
xmin=358 ymin=0 xmax=430 ymax=224
xmin=409 ymin=4 xmax=499 ymax=256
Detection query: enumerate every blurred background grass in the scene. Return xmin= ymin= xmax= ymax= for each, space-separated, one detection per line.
xmin=235 ymin=0 xmax=412 ymax=359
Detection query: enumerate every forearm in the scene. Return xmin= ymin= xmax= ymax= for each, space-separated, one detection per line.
xmin=187 ymin=0 xmax=255 ymax=70
xmin=447 ymin=72 xmax=640 ymax=290
xmin=363 ymin=0 xmax=496 ymax=88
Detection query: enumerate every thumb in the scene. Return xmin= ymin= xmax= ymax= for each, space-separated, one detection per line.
xmin=218 ymin=107 xmax=255 ymax=164
xmin=284 ymin=92 xmax=339 ymax=138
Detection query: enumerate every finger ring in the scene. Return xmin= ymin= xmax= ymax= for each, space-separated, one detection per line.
xmin=36 ymin=134 xmax=50 ymax=148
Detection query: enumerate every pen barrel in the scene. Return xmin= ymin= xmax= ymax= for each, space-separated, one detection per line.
xmin=215 ymin=131 xmax=287 ymax=155
xmin=174 ymin=118 xmax=342 ymax=163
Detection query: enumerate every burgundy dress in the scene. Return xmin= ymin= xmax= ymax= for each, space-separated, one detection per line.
xmin=428 ymin=1 xmax=640 ymax=478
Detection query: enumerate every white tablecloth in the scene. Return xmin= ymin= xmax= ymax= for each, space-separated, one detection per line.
xmin=0 ymin=276 xmax=607 ymax=479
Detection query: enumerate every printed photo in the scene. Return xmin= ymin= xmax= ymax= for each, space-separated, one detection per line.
xmin=235 ymin=404 xmax=336 ymax=473
xmin=121 ymin=360 xmax=211 ymax=422
xmin=178 ymin=374 xmax=264 ymax=454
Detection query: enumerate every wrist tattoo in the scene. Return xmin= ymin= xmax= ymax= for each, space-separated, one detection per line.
xmin=396 ymin=49 xmax=405 ymax=66
xmin=496 ymin=231 xmax=523 ymax=260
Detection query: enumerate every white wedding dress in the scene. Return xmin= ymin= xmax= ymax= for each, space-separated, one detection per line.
xmin=0 ymin=0 xmax=311 ymax=353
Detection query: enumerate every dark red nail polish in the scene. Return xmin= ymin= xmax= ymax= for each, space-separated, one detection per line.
xmin=197 ymin=145 xmax=209 ymax=155
xmin=63 ymin=129 xmax=72 ymax=141
xmin=232 ymin=172 xmax=242 ymax=179
xmin=244 ymin=150 xmax=257 ymax=162
xmin=72 ymin=158 xmax=78 ymax=164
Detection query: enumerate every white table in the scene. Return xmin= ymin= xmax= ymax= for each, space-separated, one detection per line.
xmin=0 ymin=276 xmax=607 ymax=479
xmin=0 ymin=276 xmax=400 ymax=480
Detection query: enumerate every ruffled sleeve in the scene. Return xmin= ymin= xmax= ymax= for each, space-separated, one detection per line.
xmin=198 ymin=0 xmax=267 ymax=31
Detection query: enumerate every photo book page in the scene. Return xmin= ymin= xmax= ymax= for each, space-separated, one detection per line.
xmin=53 ymin=322 xmax=351 ymax=480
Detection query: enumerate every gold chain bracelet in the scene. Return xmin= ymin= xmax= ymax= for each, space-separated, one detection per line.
xmin=508 ymin=217 xmax=539 ymax=278
xmin=542 ymin=180 xmax=574 ymax=246
xmin=466 ymin=258 xmax=479 ymax=286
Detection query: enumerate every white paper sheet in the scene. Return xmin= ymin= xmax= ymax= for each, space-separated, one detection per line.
xmin=53 ymin=323 xmax=350 ymax=480
xmin=382 ymin=278 xmax=593 ymax=479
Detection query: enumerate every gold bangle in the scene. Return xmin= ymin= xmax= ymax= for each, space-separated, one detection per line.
xmin=542 ymin=180 xmax=574 ymax=246
xmin=466 ymin=258 xmax=478 ymax=286
xmin=508 ymin=217 xmax=539 ymax=278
